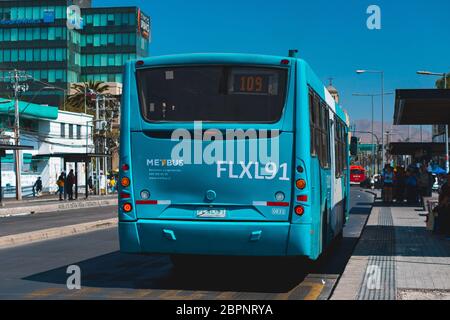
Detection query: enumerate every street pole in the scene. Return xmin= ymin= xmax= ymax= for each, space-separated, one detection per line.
xmin=12 ymin=70 xmax=22 ymax=201
xmin=445 ymin=75 xmax=449 ymax=173
xmin=371 ymin=95 xmax=375 ymax=175
xmin=381 ymin=71 xmax=385 ymax=170
xmin=84 ymin=82 xmax=87 ymax=115
xmin=103 ymin=96 xmax=108 ymax=195
xmin=95 ymin=94 xmax=100 ymax=196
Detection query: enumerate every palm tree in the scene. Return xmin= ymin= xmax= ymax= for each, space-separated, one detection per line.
xmin=65 ymin=81 xmax=110 ymax=115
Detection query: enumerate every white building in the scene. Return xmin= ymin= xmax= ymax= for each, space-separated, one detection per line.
xmin=0 ymin=104 xmax=93 ymax=196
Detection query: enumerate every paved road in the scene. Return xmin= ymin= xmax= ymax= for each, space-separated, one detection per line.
xmin=0 ymin=187 xmax=374 ymax=300
xmin=0 ymin=206 xmax=117 ymax=237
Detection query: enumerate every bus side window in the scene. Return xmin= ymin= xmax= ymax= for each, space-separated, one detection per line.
xmin=335 ymin=118 xmax=340 ymax=177
xmin=309 ymin=90 xmax=317 ymax=156
xmin=314 ymin=94 xmax=321 ymax=161
xmin=319 ymin=102 xmax=330 ymax=168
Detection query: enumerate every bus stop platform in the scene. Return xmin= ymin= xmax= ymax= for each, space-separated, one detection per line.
xmin=331 ymin=193 xmax=450 ymax=300
xmin=0 ymin=194 xmax=117 ymax=217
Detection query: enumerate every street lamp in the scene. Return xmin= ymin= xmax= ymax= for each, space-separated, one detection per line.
xmin=355 ymin=69 xmax=385 ymax=169
xmin=417 ymin=70 xmax=448 ymax=173
xmin=353 ymin=92 xmax=393 ymax=175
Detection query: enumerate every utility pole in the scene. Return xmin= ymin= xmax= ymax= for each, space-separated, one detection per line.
xmin=10 ymin=70 xmax=29 ymax=201
xmin=95 ymin=93 xmax=100 ymax=196
xmin=103 ymin=95 xmax=108 ymax=195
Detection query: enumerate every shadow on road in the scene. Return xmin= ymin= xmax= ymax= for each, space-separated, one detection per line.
xmin=24 ymin=253 xmax=312 ymax=293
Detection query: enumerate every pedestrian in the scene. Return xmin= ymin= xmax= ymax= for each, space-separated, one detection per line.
xmin=427 ymin=168 xmax=434 ymax=196
xmin=66 ymin=169 xmax=76 ymax=200
xmin=417 ymin=165 xmax=431 ymax=204
xmin=57 ymin=172 xmax=65 ymax=201
xmin=382 ymin=165 xmax=394 ymax=203
xmin=99 ymin=171 xmax=107 ymax=195
xmin=394 ymin=166 xmax=406 ymax=203
xmin=437 ymin=174 xmax=450 ymax=238
xmin=88 ymin=176 xmax=93 ymax=194
xmin=33 ymin=177 xmax=43 ymax=197
xmin=109 ymin=176 xmax=117 ymax=193
xmin=406 ymin=169 xmax=418 ymax=204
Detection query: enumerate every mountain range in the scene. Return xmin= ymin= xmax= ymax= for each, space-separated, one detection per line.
xmin=351 ymin=119 xmax=432 ymax=144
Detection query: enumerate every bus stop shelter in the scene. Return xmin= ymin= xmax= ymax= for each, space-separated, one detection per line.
xmin=33 ymin=153 xmax=111 ymax=200
xmin=389 ymin=142 xmax=446 ymax=158
xmin=393 ymin=89 xmax=450 ymax=166
xmin=394 ymin=89 xmax=450 ymax=125
xmin=0 ymin=144 xmax=34 ymax=205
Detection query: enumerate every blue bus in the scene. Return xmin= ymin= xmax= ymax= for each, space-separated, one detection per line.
xmin=118 ymin=53 xmax=350 ymax=263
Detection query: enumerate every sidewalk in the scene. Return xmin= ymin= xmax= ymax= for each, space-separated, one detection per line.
xmin=0 ymin=194 xmax=118 ymax=217
xmin=332 ymin=193 xmax=450 ymax=300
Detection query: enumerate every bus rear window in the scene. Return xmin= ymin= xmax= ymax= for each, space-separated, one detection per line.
xmin=136 ymin=66 xmax=288 ymax=122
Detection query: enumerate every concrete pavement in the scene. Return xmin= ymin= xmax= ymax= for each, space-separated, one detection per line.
xmin=331 ymin=193 xmax=450 ymax=300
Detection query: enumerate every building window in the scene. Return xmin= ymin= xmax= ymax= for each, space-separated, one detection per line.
xmin=69 ymin=124 xmax=74 ymax=139
xmin=76 ymin=125 xmax=81 ymax=140
xmin=60 ymin=123 xmax=66 ymax=138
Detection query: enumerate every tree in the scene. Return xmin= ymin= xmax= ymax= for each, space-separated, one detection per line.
xmin=65 ymin=81 xmax=111 ymax=114
xmin=435 ymin=73 xmax=450 ymax=89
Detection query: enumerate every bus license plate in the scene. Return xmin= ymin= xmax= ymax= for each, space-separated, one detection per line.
xmin=196 ymin=209 xmax=226 ymax=218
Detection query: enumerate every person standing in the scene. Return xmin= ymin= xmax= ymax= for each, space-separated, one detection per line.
xmin=88 ymin=176 xmax=93 ymax=194
xmin=99 ymin=171 xmax=107 ymax=195
xmin=437 ymin=174 xmax=450 ymax=237
xmin=417 ymin=165 xmax=430 ymax=205
xmin=66 ymin=169 xmax=76 ymax=200
xmin=382 ymin=165 xmax=394 ymax=203
xmin=57 ymin=172 xmax=65 ymax=201
xmin=406 ymin=169 xmax=418 ymax=204
xmin=394 ymin=167 xmax=406 ymax=203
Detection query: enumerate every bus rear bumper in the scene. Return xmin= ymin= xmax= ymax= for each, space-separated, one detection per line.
xmin=119 ymin=220 xmax=309 ymax=257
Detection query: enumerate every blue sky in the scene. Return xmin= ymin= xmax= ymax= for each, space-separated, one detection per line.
xmin=96 ymin=0 xmax=450 ymax=124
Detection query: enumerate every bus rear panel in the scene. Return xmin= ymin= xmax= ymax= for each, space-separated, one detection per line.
xmin=118 ymin=53 xmax=349 ymax=260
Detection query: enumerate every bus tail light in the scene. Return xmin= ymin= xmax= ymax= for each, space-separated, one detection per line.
xmin=120 ymin=193 xmax=130 ymax=199
xmin=121 ymin=163 xmax=129 ymax=171
xmin=123 ymin=203 xmax=133 ymax=212
xmin=297 ymin=195 xmax=308 ymax=202
xmin=295 ymin=205 xmax=305 ymax=216
xmin=136 ymin=60 xmax=144 ymax=67
xmin=121 ymin=177 xmax=130 ymax=187
xmin=296 ymin=179 xmax=306 ymax=189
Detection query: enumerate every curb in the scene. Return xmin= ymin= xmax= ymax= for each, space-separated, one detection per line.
xmin=0 ymin=218 xmax=118 ymax=249
xmin=0 ymin=198 xmax=118 ymax=217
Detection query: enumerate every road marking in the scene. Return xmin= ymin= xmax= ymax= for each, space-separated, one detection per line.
xmin=303 ymin=282 xmax=325 ymax=300
xmin=25 ymin=287 xmax=66 ymax=299
xmin=158 ymin=290 xmax=182 ymax=300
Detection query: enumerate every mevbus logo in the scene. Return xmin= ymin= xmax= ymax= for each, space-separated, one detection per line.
xmin=146 ymin=159 xmax=184 ymax=167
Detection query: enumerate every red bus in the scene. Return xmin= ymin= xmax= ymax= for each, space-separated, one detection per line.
xmin=350 ymin=165 xmax=366 ymax=185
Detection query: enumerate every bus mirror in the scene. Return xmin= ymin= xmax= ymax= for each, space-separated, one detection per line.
xmin=350 ymin=137 xmax=358 ymax=156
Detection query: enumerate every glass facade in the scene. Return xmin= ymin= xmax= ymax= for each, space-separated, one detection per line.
xmin=0 ymin=1 xmax=150 ymax=108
